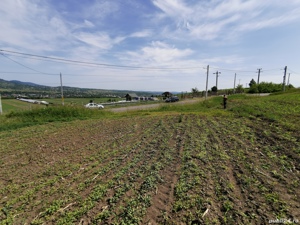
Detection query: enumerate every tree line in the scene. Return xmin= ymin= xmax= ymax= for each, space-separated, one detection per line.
xmin=190 ymin=80 xmax=295 ymax=97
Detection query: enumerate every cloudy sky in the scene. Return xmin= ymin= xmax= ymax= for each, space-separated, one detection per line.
xmin=0 ymin=0 xmax=300 ymax=92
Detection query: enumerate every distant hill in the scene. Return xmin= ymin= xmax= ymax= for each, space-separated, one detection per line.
xmin=0 ymin=79 xmax=162 ymax=98
xmin=9 ymin=80 xmax=45 ymax=87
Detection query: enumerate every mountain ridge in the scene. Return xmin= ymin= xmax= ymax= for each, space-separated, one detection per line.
xmin=0 ymin=79 xmax=169 ymax=98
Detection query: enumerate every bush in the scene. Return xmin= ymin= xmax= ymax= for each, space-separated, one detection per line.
xmin=258 ymin=82 xmax=282 ymax=93
xmin=247 ymin=82 xmax=286 ymax=93
xmin=248 ymin=84 xmax=258 ymax=93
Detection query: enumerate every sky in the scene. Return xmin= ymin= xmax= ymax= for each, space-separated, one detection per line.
xmin=0 ymin=0 xmax=300 ymax=92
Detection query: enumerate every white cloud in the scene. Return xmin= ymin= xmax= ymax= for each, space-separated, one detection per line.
xmin=74 ymin=32 xmax=125 ymax=50
xmin=125 ymin=41 xmax=193 ymax=65
xmin=189 ymin=14 xmax=241 ymax=40
xmin=0 ymin=0 xmax=73 ymax=51
xmin=83 ymin=1 xmax=119 ymax=20
xmin=204 ymin=55 xmax=244 ymax=65
xmin=202 ymin=0 xmax=260 ymax=20
xmin=130 ymin=30 xmax=153 ymax=38
xmin=84 ymin=20 xmax=95 ymax=28
xmin=151 ymin=0 xmax=300 ymax=41
xmin=237 ymin=7 xmax=300 ymax=32
xmin=49 ymin=17 xmax=69 ymax=36
xmin=152 ymin=0 xmax=191 ymax=18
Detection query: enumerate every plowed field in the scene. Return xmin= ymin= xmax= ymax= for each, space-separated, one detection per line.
xmin=0 ymin=112 xmax=299 ymax=224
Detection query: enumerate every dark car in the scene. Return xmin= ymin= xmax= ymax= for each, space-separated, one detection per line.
xmin=165 ymin=96 xmax=179 ymax=102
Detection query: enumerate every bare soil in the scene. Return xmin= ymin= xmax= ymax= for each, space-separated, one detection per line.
xmin=0 ymin=113 xmax=299 ymax=224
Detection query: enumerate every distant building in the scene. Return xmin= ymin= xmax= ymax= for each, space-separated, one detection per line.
xmin=125 ymin=93 xmax=139 ymax=101
xmin=162 ymin=92 xmax=172 ymax=99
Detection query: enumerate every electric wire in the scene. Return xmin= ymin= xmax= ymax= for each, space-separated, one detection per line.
xmin=0 ymin=53 xmax=57 ymax=76
xmin=288 ymin=69 xmax=300 ymax=75
xmin=1 ymin=49 xmax=299 ymax=86
xmin=210 ymin=66 xmax=283 ymax=73
xmin=0 ymin=49 xmax=204 ymax=71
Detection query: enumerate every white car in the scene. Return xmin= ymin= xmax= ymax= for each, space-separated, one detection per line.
xmin=84 ymin=103 xmax=104 ymax=109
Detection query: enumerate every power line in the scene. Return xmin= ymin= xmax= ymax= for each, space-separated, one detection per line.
xmin=209 ymin=66 xmax=254 ymax=73
xmin=4 ymin=53 xmax=195 ymax=71
xmin=0 ymin=53 xmax=55 ymax=75
xmin=288 ymin=68 xmax=300 ymax=75
xmin=0 ymin=72 xmax=47 ymax=74
xmin=0 ymin=70 xmax=203 ymax=78
xmin=0 ymin=49 xmax=204 ymax=71
xmin=263 ymin=68 xmax=282 ymax=71
xmin=1 ymin=49 xmax=293 ymax=75
xmin=210 ymin=66 xmax=282 ymax=73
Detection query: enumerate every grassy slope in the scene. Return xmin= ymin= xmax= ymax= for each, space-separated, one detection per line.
xmin=0 ymin=91 xmax=299 ymax=224
xmin=0 ymin=98 xmax=116 ymax=113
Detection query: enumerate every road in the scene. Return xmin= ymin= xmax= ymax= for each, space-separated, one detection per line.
xmin=109 ymin=98 xmax=202 ymax=113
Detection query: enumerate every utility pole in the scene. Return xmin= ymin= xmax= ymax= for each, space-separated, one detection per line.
xmin=205 ymin=65 xmax=209 ymax=100
xmin=60 ymin=73 xmax=64 ymax=106
xmin=213 ymin=71 xmax=221 ymax=90
xmin=287 ymin=73 xmax=291 ymax=86
xmin=233 ymin=73 xmax=236 ymax=94
xmin=283 ymin=66 xmax=287 ymax=92
xmin=0 ymin=94 xmax=2 ymax=115
xmin=257 ymin=68 xmax=262 ymax=85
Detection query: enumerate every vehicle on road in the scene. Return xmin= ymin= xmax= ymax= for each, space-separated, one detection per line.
xmin=165 ymin=96 xmax=179 ymax=102
xmin=84 ymin=103 xmax=104 ymax=109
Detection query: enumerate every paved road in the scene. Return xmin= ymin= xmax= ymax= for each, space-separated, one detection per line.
xmin=109 ymin=94 xmax=272 ymax=113
xmin=109 ymin=98 xmax=202 ymax=113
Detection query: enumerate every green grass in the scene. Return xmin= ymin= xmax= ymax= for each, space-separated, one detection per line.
xmin=0 ymin=106 xmax=111 ymax=131
xmin=228 ymin=90 xmax=300 ymax=130
xmin=41 ymin=97 xmax=121 ymax=105
xmin=0 ymin=98 xmax=119 ymax=113
xmin=1 ymin=90 xmax=299 ymax=132
xmin=1 ymin=97 xmax=163 ymax=114
xmin=1 ymin=99 xmax=45 ymax=112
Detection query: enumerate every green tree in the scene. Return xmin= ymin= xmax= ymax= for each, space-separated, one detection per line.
xmin=249 ymin=79 xmax=256 ymax=87
xmin=162 ymin=92 xmax=172 ymax=98
xmin=191 ymin=87 xmax=199 ymax=97
xmin=248 ymin=84 xmax=258 ymax=93
xmin=258 ymin=82 xmax=282 ymax=93
xmin=211 ymin=86 xmax=218 ymax=92
xmin=236 ymin=84 xmax=244 ymax=93
xmin=287 ymin=84 xmax=295 ymax=90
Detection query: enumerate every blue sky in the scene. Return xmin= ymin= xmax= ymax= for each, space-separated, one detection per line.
xmin=0 ymin=0 xmax=300 ymax=92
